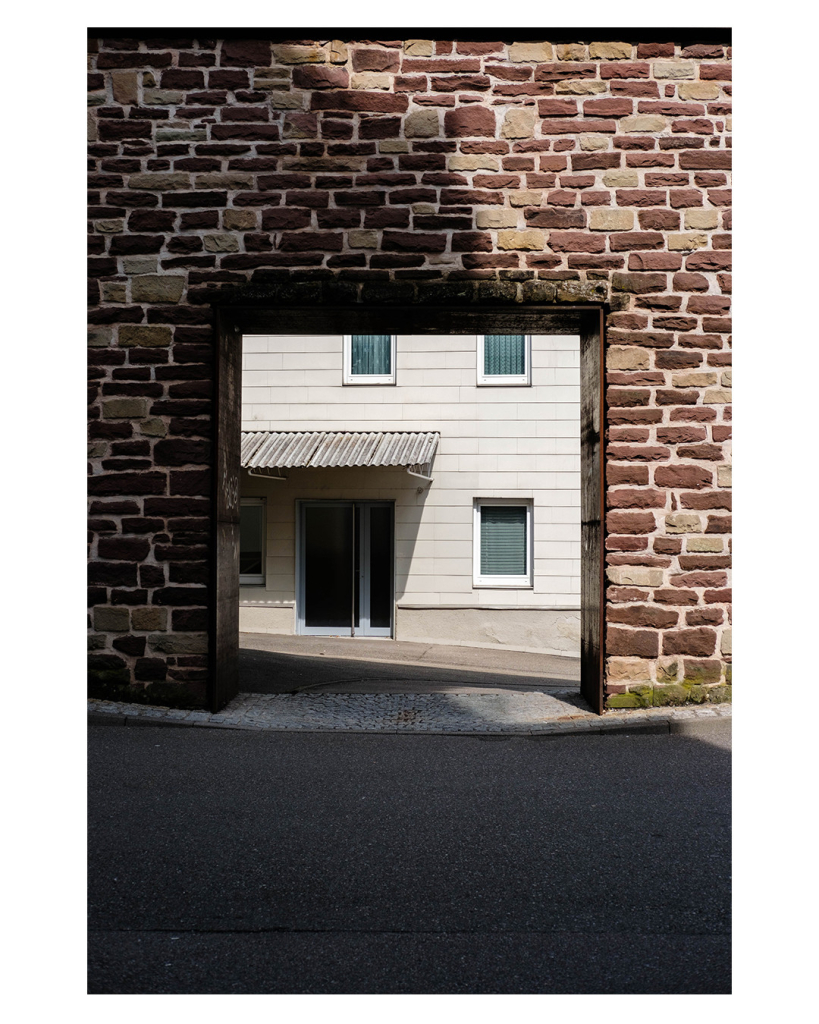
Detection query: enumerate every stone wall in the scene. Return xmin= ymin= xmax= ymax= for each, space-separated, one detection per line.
xmin=87 ymin=34 xmax=732 ymax=708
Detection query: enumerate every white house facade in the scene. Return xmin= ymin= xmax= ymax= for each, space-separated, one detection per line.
xmin=239 ymin=331 xmax=582 ymax=656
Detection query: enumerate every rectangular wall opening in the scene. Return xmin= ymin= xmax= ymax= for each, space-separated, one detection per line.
xmin=212 ymin=306 xmax=603 ymax=713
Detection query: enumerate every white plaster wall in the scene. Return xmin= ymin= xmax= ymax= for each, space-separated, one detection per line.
xmin=239 ymin=334 xmax=581 ymax=643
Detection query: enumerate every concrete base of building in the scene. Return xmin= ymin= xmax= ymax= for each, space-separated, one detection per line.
xmin=396 ymin=606 xmax=580 ymax=657
xmin=239 ymin=604 xmax=295 ymax=635
xmin=239 ymin=602 xmax=580 ymax=657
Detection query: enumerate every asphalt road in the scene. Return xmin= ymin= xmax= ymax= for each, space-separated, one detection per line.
xmin=88 ymin=720 xmax=731 ymax=994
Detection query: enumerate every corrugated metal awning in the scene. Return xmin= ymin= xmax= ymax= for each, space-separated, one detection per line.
xmin=241 ymin=431 xmax=440 ymax=470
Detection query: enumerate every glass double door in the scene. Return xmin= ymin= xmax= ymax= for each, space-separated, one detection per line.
xmin=298 ymin=501 xmax=393 ymax=637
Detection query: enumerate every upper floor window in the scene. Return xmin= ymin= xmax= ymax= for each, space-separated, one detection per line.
xmin=343 ymin=334 xmax=396 ymax=385
xmin=477 ymin=334 xmax=531 ymax=386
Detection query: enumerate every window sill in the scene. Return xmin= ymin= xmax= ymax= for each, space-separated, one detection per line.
xmin=473 ymin=579 xmax=534 ymax=589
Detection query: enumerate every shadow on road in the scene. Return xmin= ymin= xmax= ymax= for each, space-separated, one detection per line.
xmin=87 ymin=724 xmax=731 ymax=994
xmin=239 ymin=632 xmax=581 ymax=696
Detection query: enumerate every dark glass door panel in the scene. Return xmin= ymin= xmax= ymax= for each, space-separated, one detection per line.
xmin=304 ymin=505 xmax=353 ymax=629
xmin=368 ymin=505 xmax=392 ymax=629
xmin=354 ymin=504 xmax=361 ymax=630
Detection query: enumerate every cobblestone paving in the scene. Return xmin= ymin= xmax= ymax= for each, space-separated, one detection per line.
xmin=88 ymin=691 xmax=732 ymax=735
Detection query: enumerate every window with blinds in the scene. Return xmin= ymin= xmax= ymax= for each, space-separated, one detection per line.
xmin=477 ymin=334 xmax=531 ymax=385
xmin=473 ymin=500 xmax=532 ymax=587
xmin=343 ymin=334 xmax=396 ymax=384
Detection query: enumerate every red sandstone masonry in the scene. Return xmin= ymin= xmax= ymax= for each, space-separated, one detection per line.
xmin=88 ymin=35 xmax=732 ymax=706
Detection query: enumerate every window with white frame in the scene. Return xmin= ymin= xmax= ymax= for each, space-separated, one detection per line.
xmin=343 ymin=334 xmax=396 ymax=384
xmin=473 ymin=499 xmax=533 ymax=588
xmin=477 ymin=334 xmax=531 ymax=386
xmin=239 ymin=498 xmax=265 ymax=586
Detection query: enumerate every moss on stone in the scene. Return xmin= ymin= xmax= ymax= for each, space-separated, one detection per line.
xmin=605 ymin=679 xmax=731 ymax=710
xmin=652 ymin=683 xmax=688 ymax=706
xmin=605 ymin=692 xmax=643 ymax=709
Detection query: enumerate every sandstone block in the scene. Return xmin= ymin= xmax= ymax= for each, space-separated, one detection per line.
xmin=656 ymin=658 xmax=681 ymax=683
xmin=404 ymin=40 xmax=434 ymax=56
xmin=405 ymin=110 xmax=440 ymax=138
xmin=93 ymin=607 xmax=131 ymax=632
xmin=379 ymin=141 xmax=409 ymax=152
xmin=101 ymin=283 xmax=126 ymax=302
xmin=557 ymin=44 xmax=588 ymax=61
xmin=501 ymin=107 xmax=536 ymax=139
xmin=119 ymin=325 xmax=172 ymax=348
xmin=606 ymin=566 xmax=664 ymax=587
xmin=704 ymin=388 xmax=732 ymax=403
xmin=497 ymin=229 xmax=544 ymax=250
xmin=688 ymin=537 xmax=723 ymax=552
xmin=329 ymin=41 xmax=348 ymax=64
xmin=148 ymin=632 xmax=209 ymax=654
xmin=349 ymin=230 xmax=379 ymax=248
xmin=103 ymin=399 xmax=148 ymax=419
xmin=671 ymin=371 xmax=718 ymax=386
xmin=606 ymin=346 xmax=650 ymax=370
xmin=139 ymin=420 xmax=167 ymax=441
xmin=685 ymin=208 xmax=719 ymax=229
xmin=123 ymin=258 xmax=157 ymax=275
xmin=194 ymin=172 xmax=255 ymax=190
xmin=449 ymin=154 xmax=500 ymax=171
xmin=128 ymin=172 xmax=191 ymax=191
xmin=95 ymin=219 xmax=125 ymax=233
xmin=509 ymin=41 xmax=553 ymax=62
xmin=721 ymin=627 xmax=732 ymax=655
xmin=555 ymin=81 xmax=607 ymax=94
xmin=509 ymin=191 xmax=543 ymax=207
xmin=668 ymin=233 xmax=708 ymax=250
xmin=476 ymin=209 xmax=519 ymax=229
xmin=654 ymin=62 xmax=696 ymax=79
xmin=662 ymin=627 xmax=717 ymax=656
xmin=223 ymin=210 xmax=257 ymax=230
xmin=721 ymin=371 xmax=732 ymax=388
xmin=444 ymin=106 xmax=496 ymax=137
xmin=679 ymin=82 xmax=720 ymax=100
xmin=589 ymin=41 xmax=632 ymax=60
xmin=87 ymin=109 xmax=97 ymax=142
xmin=88 ymin=327 xmax=112 ymax=348
xmin=142 ymin=89 xmax=185 ymax=105
xmin=131 ymin=607 xmax=168 ymax=631
xmin=603 ymin=170 xmax=639 ymax=187
xmin=272 ymin=44 xmax=327 ymax=64
xmin=351 ymin=73 xmax=391 ymax=90
xmin=131 ymin=275 xmax=185 ymax=303
xmin=665 ymin=513 xmax=702 ymax=533
xmin=112 ymin=71 xmax=139 ymax=105
xmin=590 ymin=208 xmax=634 ymax=230
xmin=579 ymin=134 xmax=610 ymax=150
xmin=717 ymin=465 xmax=732 ymax=487
xmin=203 ymin=233 xmax=240 ymax=253
xmin=621 ymin=115 xmax=667 ymax=133
xmin=155 ymin=129 xmax=207 ymax=143
xmin=607 ymin=657 xmax=654 ymax=682
xmin=267 ymin=91 xmax=306 ymax=109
